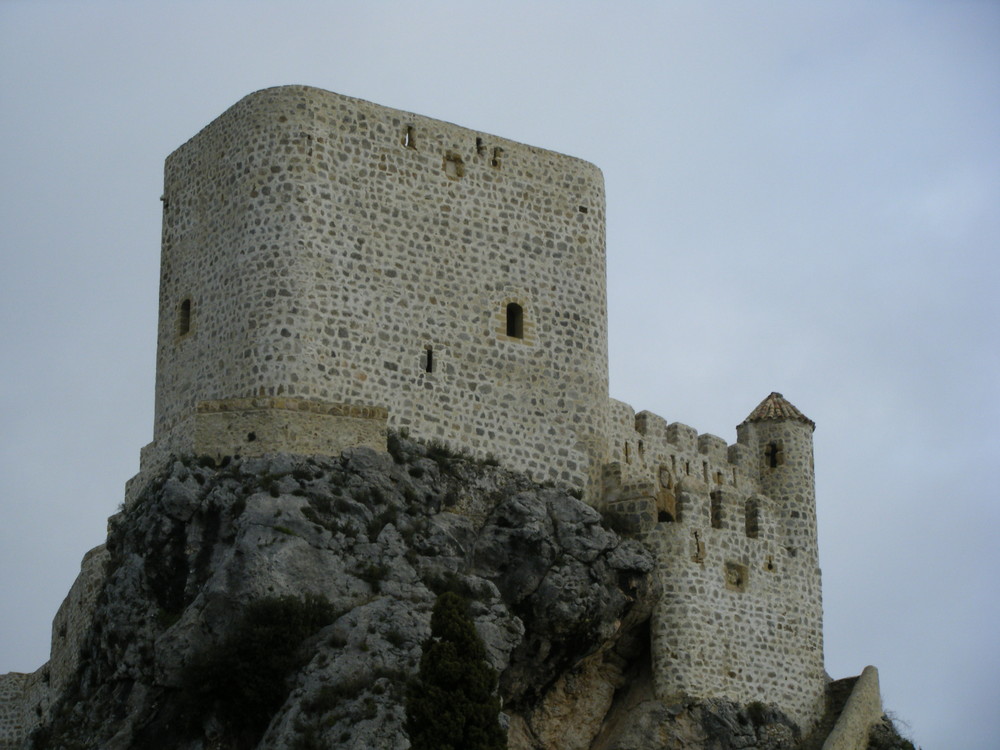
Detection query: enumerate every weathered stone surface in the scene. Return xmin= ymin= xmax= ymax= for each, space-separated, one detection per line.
xmin=144 ymin=85 xmax=609 ymax=501
xmin=116 ymin=88 xmax=831 ymax=735
xmin=23 ymin=438 xmax=654 ymax=749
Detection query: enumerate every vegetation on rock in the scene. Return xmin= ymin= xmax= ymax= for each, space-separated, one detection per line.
xmin=406 ymin=592 xmax=506 ymax=750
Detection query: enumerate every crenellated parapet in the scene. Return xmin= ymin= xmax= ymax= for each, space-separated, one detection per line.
xmin=605 ymin=399 xmax=760 ymax=523
xmin=604 ymin=393 xmax=826 ymax=731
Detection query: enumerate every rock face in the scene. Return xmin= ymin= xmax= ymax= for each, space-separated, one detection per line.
xmin=30 ymin=436 xmax=663 ymax=749
xmin=21 ymin=436 xmax=816 ymax=750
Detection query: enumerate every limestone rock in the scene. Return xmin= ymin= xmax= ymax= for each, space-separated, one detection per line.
xmin=29 ymin=437 xmax=656 ymax=749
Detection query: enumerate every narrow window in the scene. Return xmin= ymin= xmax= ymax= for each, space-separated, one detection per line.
xmin=506 ymin=303 xmax=524 ymax=338
xmin=178 ymin=298 xmax=192 ymax=336
xmin=491 ymin=147 xmax=503 ymax=168
xmin=424 ymin=347 xmax=434 ymax=373
xmin=403 ymin=126 xmax=416 ymax=149
xmin=710 ymin=491 xmax=723 ymax=529
xmin=765 ymin=441 xmax=784 ymax=469
xmin=476 ymin=137 xmax=486 ymax=155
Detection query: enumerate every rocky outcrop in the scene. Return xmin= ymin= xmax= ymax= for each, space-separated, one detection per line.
xmin=10 ymin=435 xmax=839 ymax=750
xmin=27 ymin=436 xmax=659 ymax=749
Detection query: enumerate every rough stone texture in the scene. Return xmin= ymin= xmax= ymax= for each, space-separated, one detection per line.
xmin=193 ymin=397 xmax=387 ymax=464
xmin=145 ymin=84 xmax=609 ymax=499
xmin=15 ymin=438 xmax=654 ymax=749
xmin=131 ymin=88 xmax=830 ymax=729
xmin=822 ymin=666 xmax=883 ymax=750
xmin=607 ymin=394 xmax=826 ymax=730
xmin=47 ymin=545 xmax=109 ymax=700
xmin=588 ymin=695 xmax=799 ymax=750
xmin=0 ymin=545 xmax=109 ymax=747
xmin=0 ymin=673 xmax=35 ymax=749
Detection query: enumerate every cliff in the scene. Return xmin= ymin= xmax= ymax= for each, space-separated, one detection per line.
xmin=3 ymin=436 xmax=911 ymax=749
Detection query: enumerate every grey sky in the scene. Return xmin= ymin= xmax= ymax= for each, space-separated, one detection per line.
xmin=1 ymin=2 xmax=997 ymax=747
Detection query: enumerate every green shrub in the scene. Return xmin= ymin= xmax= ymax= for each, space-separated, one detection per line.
xmin=406 ymin=592 xmax=506 ymax=750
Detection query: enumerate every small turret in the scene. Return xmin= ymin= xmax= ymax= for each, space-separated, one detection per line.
xmin=738 ymin=392 xmax=825 ymax=720
xmin=737 ymin=393 xmax=817 ymax=558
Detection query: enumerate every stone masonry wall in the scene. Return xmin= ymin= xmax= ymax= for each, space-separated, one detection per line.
xmin=0 ymin=545 xmax=107 ymax=748
xmin=118 ymin=89 xmax=828 ymax=733
xmin=0 ymin=671 xmax=36 ymax=749
xmin=603 ymin=397 xmax=825 ymax=731
xmin=47 ymin=545 xmax=109 ymax=695
xmin=193 ymin=397 xmax=387 ymax=465
xmin=147 ymin=85 xmax=609 ymax=499
xmin=822 ymin=665 xmax=882 ymax=750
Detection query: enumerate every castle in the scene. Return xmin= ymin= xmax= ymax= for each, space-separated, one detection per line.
xmin=2 ymin=86 xmax=833 ymax=742
xmin=137 ymin=85 xmax=827 ymax=728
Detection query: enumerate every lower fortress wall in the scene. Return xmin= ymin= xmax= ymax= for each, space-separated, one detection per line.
xmin=0 ymin=545 xmax=108 ymax=748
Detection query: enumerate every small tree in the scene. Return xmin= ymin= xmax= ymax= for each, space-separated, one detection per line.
xmin=406 ymin=592 xmax=506 ymax=750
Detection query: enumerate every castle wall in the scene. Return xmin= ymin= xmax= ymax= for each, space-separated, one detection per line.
xmin=822 ymin=666 xmax=882 ymax=750
xmin=47 ymin=545 xmax=108 ymax=695
xmin=605 ymin=399 xmax=754 ymax=507
xmin=124 ymin=88 xmax=829 ymax=731
xmin=0 ymin=545 xmax=107 ymax=748
xmin=194 ymin=397 xmax=387 ymax=462
xmin=603 ymin=398 xmax=826 ymax=730
xmin=148 ymin=85 xmax=609 ymax=497
xmin=0 ymin=670 xmax=40 ymax=748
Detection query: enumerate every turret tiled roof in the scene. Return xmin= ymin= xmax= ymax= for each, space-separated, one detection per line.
xmin=740 ymin=392 xmax=815 ymax=430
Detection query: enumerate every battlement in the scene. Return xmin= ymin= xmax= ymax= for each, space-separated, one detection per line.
xmin=607 ymin=399 xmax=753 ymax=496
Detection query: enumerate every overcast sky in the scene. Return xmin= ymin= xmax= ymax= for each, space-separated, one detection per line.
xmin=1 ymin=2 xmax=997 ymax=747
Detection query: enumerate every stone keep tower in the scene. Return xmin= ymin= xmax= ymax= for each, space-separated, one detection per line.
xmin=143 ymin=86 xmax=610 ymax=496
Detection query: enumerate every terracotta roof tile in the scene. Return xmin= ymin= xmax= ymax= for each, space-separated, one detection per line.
xmin=740 ymin=392 xmax=815 ymax=430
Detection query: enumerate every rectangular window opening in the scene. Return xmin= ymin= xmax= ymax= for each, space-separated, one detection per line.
xmin=710 ymin=491 xmax=723 ymax=529
xmin=178 ymin=298 xmax=192 ymax=336
xmin=506 ymin=302 xmax=524 ymax=338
